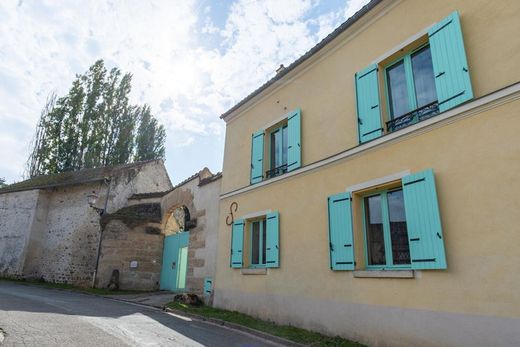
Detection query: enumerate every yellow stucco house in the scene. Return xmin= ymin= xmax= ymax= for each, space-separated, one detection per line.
xmin=214 ymin=0 xmax=520 ymax=346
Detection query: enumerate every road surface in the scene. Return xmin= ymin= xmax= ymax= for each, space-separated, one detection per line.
xmin=0 ymin=282 xmax=281 ymax=347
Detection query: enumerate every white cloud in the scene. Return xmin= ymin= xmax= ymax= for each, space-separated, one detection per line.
xmin=345 ymin=0 xmax=370 ymax=19
xmin=0 ymin=0 xmax=369 ymax=183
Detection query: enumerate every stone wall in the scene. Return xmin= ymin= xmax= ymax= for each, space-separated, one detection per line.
xmin=96 ymin=219 xmax=163 ymax=291
xmin=0 ymin=190 xmax=40 ymax=277
xmin=0 ymin=160 xmax=172 ymax=287
xmin=159 ymin=170 xmax=221 ymax=299
xmin=22 ymin=183 xmax=103 ymax=286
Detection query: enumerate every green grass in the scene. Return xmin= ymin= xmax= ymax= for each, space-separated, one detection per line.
xmin=0 ymin=277 xmax=149 ymax=296
xmin=167 ymin=302 xmax=365 ymax=347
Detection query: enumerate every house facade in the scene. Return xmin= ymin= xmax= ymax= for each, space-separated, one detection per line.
xmin=214 ymin=0 xmax=520 ymax=346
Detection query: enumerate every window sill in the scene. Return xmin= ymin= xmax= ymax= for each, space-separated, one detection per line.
xmin=353 ymin=270 xmax=414 ymax=278
xmin=241 ymin=268 xmax=267 ymax=275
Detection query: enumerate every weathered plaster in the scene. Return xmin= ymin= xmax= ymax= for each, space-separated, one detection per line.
xmin=0 ymin=190 xmax=40 ymax=277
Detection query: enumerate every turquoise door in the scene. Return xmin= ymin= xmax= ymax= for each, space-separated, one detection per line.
xmin=160 ymin=232 xmax=189 ymax=291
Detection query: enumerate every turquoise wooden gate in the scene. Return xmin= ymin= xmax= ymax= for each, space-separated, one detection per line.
xmin=160 ymin=232 xmax=190 ymax=291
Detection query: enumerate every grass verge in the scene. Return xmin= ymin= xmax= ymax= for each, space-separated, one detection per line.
xmin=167 ymin=302 xmax=365 ymax=347
xmin=0 ymin=277 xmax=149 ymax=296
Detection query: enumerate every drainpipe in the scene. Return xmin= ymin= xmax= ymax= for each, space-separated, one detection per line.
xmin=92 ymin=177 xmax=111 ymax=288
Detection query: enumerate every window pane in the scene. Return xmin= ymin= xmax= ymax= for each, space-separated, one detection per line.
xmin=262 ymin=220 xmax=267 ymax=265
xmin=411 ymin=46 xmax=437 ymax=107
xmin=251 ymin=222 xmax=260 ymax=265
xmin=270 ymin=129 xmax=281 ymax=169
xmin=365 ymin=195 xmax=386 ymax=265
xmin=387 ymin=60 xmax=409 ymax=117
xmin=282 ymin=125 xmax=288 ymax=167
xmin=387 ymin=189 xmax=410 ymax=265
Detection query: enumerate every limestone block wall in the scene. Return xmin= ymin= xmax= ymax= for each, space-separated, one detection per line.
xmin=97 ymin=220 xmax=163 ymax=291
xmin=0 ymin=190 xmax=40 ymax=277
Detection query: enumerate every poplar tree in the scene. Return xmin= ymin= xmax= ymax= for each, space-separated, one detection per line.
xmin=27 ymin=60 xmax=166 ymax=177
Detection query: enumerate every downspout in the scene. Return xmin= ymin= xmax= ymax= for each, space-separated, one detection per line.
xmin=92 ymin=177 xmax=111 ymax=288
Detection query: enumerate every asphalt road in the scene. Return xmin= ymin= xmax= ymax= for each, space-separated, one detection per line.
xmin=0 ymin=282 xmax=280 ymax=347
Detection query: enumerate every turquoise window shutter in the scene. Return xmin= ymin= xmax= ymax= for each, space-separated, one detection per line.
xmin=428 ymin=11 xmax=473 ymax=112
xmin=250 ymin=130 xmax=264 ymax=184
xmin=402 ymin=169 xmax=447 ymax=270
xmin=265 ymin=211 xmax=280 ymax=268
xmin=204 ymin=277 xmax=212 ymax=297
xmin=355 ymin=64 xmax=383 ymax=143
xmin=287 ymin=108 xmax=301 ymax=172
xmin=327 ymin=192 xmax=355 ymax=270
xmin=230 ymin=219 xmax=244 ymax=268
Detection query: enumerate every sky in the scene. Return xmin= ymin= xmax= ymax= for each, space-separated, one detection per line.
xmin=0 ymin=0 xmax=370 ymax=185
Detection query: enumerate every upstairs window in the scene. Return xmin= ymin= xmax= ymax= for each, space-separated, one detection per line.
xmin=355 ymin=11 xmax=473 ymax=143
xmin=268 ymin=124 xmax=288 ymax=178
xmin=250 ymin=108 xmax=301 ymax=184
xmin=385 ymin=45 xmax=439 ymax=132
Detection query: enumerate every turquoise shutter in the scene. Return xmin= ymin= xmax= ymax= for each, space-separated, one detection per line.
xmin=230 ymin=219 xmax=244 ymax=268
xmin=428 ymin=11 xmax=473 ymax=112
xmin=355 ymin=64 xmax=383 ymax=143
xmin=327 ymin=192 xmax=355 ymax=270
xmin=250 ymin=131 xmax=264 ymax=184
xmin=287 ymin=108 xmax=301 ymax=172
xmin=204 ymin=277 xmax=212 ymax=296
xmin=265 ymin=211 xmax=280 ymax=268
xmin=402 ymin=169 xmax=447 ymax=270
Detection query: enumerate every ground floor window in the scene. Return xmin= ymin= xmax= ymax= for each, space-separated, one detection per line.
xmin=250 ymin=219 xmax=267 ymax=267
xmin=364 ymin=188 xmax=411 ymax=268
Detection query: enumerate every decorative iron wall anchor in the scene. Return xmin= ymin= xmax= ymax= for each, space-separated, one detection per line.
xmin=226 ymin=202 xmax=238 ymax=226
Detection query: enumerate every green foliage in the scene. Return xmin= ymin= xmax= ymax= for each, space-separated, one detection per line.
xmin=27 ymin=60 xmax=166 ymax=177
xmin=0 ymin=177 xmax=6 ymax=188
xmin=167 ymin=302 xmax=365 ymax=346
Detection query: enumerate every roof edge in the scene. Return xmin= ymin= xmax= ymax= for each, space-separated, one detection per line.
xmin=219 ymin=0 xmax=383 ymax=121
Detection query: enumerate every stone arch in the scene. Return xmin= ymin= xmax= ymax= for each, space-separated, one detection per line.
xmin=163 ymin=205 xmax=190 ymax=236
xmin=160 ymin=187 xmax=196 ymax=233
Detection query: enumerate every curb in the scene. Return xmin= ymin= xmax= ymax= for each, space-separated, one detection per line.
xmin=164 ymin=307 xmax=306 ymax=347
xmin=96 ymin=295 xmax=305 ymax=347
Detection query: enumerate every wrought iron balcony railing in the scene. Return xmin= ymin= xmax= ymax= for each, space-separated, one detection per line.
xmin=386 ymin=101 xmax=440 ymax=133
xmin=265 ymin=164 xmax=288 ymax=179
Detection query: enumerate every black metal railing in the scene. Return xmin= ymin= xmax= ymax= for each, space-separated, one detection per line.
xmin=386 ymin=101 xmax=440 ymax=133
xmin=265 ymin=164 xmax=288 ymax=179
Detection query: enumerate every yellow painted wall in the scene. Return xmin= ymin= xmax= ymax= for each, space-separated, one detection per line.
xmin=220 ymin=0 xmax=520 ymax=194
xmin=215 ymin=0 xmax=520 ymax=344
xmin=217 ymin=98 xmax=520 ymax=317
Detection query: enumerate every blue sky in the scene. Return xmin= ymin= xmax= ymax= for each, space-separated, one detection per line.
xmin=0 ymin=0 xmax=369 ymax=185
